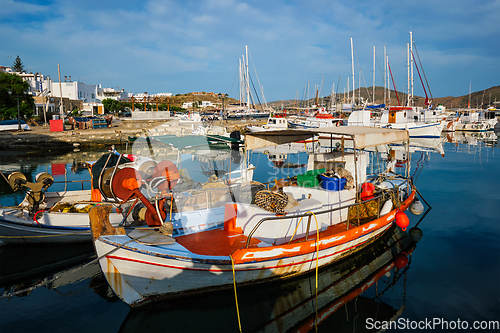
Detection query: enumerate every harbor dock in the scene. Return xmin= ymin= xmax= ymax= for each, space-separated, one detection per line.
xmin=0 ymin=117 xmax=264 ymax=151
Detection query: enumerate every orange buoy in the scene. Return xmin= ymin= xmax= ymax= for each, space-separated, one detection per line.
xmin=395 ymin=210 xmax=410 ymax=231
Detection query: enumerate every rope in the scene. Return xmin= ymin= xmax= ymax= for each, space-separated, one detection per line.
xmin=230 ymin=255 xmax=243 ymax=333
xmin=312 ymin=211 xmax=320 ymax=331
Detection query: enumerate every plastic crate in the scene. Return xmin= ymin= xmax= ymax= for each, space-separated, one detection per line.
xmin=92 ymin=118 xmax=107 ymax=129
xmin=319 ymin=173 xmax=346 ymax=191
xmin=304 ymin=168 xmax=325 ymax=176
xmin=297 ymin=168 xmax=325 ymax=187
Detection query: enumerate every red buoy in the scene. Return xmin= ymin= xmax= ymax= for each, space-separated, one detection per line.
xmin=395 ymin=254 xmax=409 ymax=269
xmin=360 ymin=182 xmax=375 ymax=201
xmin=395 ymin=210 xmax=410 ymax=231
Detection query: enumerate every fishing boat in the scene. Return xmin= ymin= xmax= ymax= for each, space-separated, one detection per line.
xmin=246 ymin=113 xmax=289 ymax=132
xmin=0 ymin=152 xmax=149 ymax=244
xmin=348 ymin=107 xmax=445 ymax=138
xmin=0 ymin=142 xmax=251 ymax=244
xmin=288 ymin=112 xmax=344 ymax=129
xmin=89 ymin=126 xmax=422 ymax=307
xmin=0 ymin=119 xmax=31 ymax=131
xmin=118 ymin=223 xmax=422 ymax=331
xmin=453 ymin=108 xmax=498 ymax=132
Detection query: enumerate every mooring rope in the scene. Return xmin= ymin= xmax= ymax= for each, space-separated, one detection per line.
xmin=230 ymin=255 xmax=243 ymax=333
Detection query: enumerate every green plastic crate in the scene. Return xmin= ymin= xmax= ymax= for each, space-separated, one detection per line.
xmin=297 ymin=168 xmax=325 ymax=187
xmin=305 ymin=168 xmax=325 ymax=176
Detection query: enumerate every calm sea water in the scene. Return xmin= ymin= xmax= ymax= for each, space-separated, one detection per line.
xmin=0 ymin=131 xmax=499 ymax=332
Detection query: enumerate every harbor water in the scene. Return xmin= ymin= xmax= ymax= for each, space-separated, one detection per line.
xmin=0 ymin=130 xmax=499 ymax=332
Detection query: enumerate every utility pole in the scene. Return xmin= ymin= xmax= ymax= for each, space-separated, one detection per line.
xmin=58 ymin=63 xmax=64 ymax=123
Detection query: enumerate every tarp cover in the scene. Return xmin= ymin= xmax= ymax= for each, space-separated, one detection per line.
xmin=245 ymin=126 xmax=408 ymax=150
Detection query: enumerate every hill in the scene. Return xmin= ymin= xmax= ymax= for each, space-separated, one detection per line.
xmin=266 ymin=85 xmax=500 ymax=110
xmin=167 ymin=92 xmax=238 ymax=109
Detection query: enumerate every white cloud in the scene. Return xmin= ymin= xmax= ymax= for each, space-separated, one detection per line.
xmin=1 ymin=0 xmax=498 ymax=100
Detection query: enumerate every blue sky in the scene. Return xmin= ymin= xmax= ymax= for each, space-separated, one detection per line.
xmin=1 ymin=0 xmax=499 ymax=102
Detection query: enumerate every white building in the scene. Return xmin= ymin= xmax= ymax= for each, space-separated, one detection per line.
xmin=182 ymin=102 xmax=194 ymax=109
xmin=181 ymin=101 xmax=216 ymax=109
xmin=98 ymin=87 xmax=129 ymax=101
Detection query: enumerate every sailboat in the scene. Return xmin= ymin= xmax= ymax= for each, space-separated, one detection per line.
xmin=348 ymin=33 xmax=445 ymax=138
xmin=226 ymin=46 xmax=271 ymax=120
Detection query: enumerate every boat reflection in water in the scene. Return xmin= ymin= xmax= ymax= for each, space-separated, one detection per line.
xmin=0 ymin=243 xmax=120 ymax=303
xmin=118 ymin=223 xmax=424 ymax=332
xmin=446 ymin=130 xmax=498 ymax=148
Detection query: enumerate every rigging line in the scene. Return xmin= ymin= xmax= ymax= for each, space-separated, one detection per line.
xmin=353 ymin=49 xmax=371 ymax=102
xmin=375 ymin=55 xmax=385 ymax=86
xmin=249 ymin=75 xmax=263 ymax=111
xmin=248 ymin=50 xmax=268 ymax=108
xmin=229 ymin=60 xmax=240 ymax=101
xmin=411 ymin=50 xmax=429 ymax=105
xmin=412 ymin=42 xmax=433 ymax=101
xmin=388 ymin=61 xmax=401 ymax=106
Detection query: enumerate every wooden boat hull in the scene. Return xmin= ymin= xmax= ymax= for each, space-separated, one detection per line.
xmin=91 ymin=191 xmax=415 ymax=307
xmin=118 ymin=224 xmax=417 ymax=332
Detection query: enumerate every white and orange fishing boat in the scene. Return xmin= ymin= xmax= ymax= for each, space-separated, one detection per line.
xmin=89 ymin=127 xmax=422 ymax=307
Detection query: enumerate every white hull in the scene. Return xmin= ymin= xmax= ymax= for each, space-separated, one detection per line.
xmin=0 ymin=206 xmax=125 ymax=244
xmin=382 ymin=121 xmax=444 ymax=138
xmin=454 ymin=119 xmax=497 ymax=132
xmin=95 ymin=221 xmax=392 ymax=306
xmin=92 ymin=189 xmax=415 ymax=307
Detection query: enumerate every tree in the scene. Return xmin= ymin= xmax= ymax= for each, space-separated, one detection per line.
xmin=102 ymin=98 xmax=122 ymax=114
xmin=0 ymin=73 xmax=35 ymax=120
xmin=12 ymin=56 xmax=25 ymax=73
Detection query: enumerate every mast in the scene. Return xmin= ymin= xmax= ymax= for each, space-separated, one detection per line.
xmin=347 ymin=77 xmax=349 ymax=105
xmin=468 ymin=81 xmax=471 ymax=109
xmin=239 ymin=58 xmax=243 ymax=106
xmin=410 ymin=31 xmax=414 ymax=106
xmin=387 ymin=54 xmax=390 ymax=106
xmin=57 ymin=63 xmax=64 ymax=119
xmin=245 ymin=45 xmax=250 ymax=111
xmin=330 ymin=82 xmax=335 ymax=110
xmin=384 ymin=46 xmax=387 ymax=105
xmin=407 ymin=42 xmax=410 ymax=106
xmin=373 ymin=46 xmax=376 ymax=104
xmin=351 ymin=37 xmax=355 ymax=105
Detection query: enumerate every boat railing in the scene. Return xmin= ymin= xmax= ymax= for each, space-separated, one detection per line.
xmin=52 ymin=179 xmax=90 ymax=191
xmin=244 ymin=182 xmax=409 ymax=248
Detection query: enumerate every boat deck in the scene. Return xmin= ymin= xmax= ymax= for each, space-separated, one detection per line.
xmin=175 ymin=222 xmax=351 ymax=256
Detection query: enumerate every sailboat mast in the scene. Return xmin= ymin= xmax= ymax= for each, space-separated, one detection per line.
xmin=410 ymin=31 xmax=414 ymax=106
xmin=468 ymin=81 xmax=471 ymax=109
xmin=384 ymin=46 xmax=387 ymax=105
xmin=351 ymin=37 xmax=355 ymax=105
xmin=239 ymin=58 xmax=242 ymax=106
xmin=387 ymin=54 xmax=390 ymax=105
xmin=407 ymin=42 xmax=410 ymax=106
xmin=245 ymin=45 xmax=250 ymax=111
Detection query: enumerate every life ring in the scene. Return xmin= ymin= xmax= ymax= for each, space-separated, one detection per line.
xmin=33 ymin=209 xmax=46 ymax=226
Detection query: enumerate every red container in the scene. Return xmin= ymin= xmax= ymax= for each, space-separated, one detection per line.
xmin=49 ymin=119 xmax=64 ymax=132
